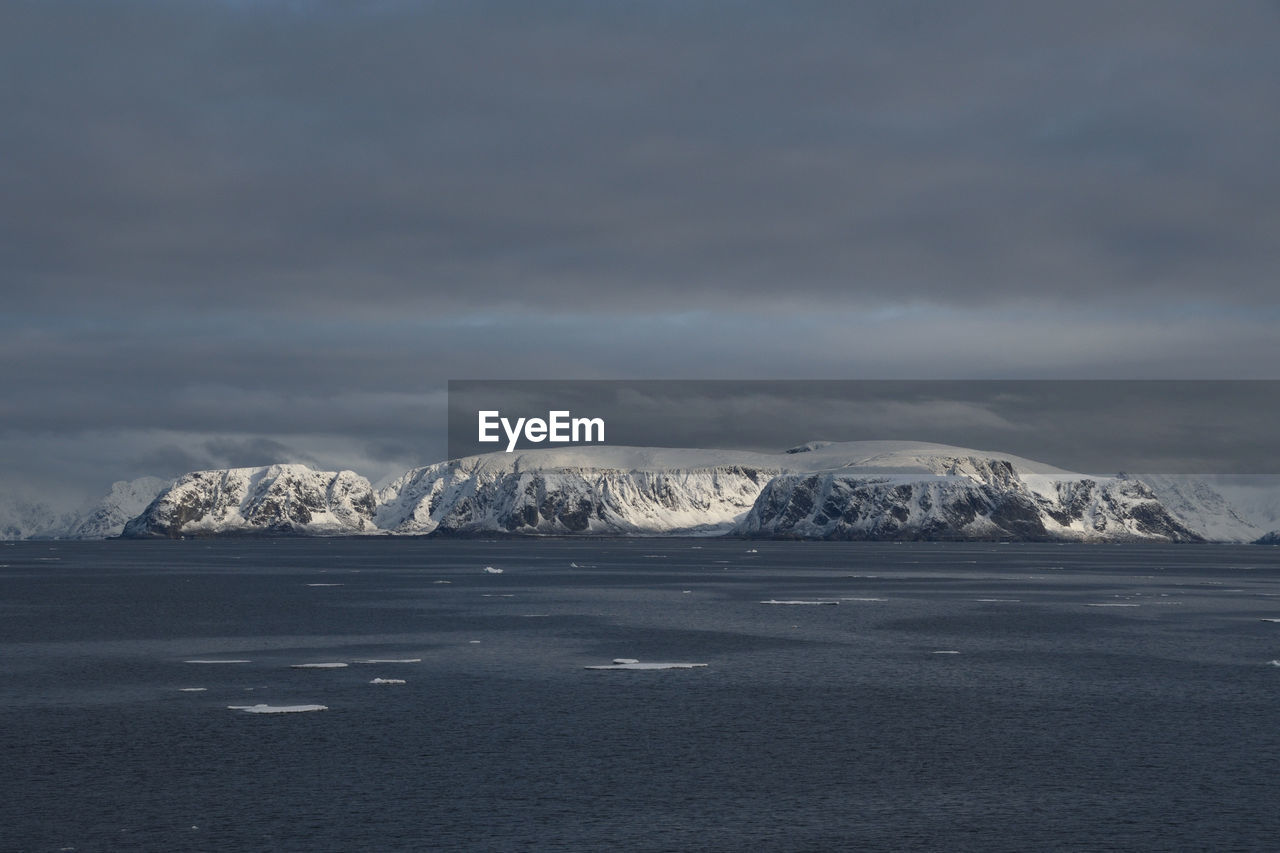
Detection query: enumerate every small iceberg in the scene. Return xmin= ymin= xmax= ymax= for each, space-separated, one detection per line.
xmin=760 ymin=599 xmax=839 ymax=606
xmin=369 ymin=678 xmax=406 ymax=685
xmin=184 ymin=659 xmax=251 ymax=664
xmin=228 ymin=704 xmax=327 ymax=714
xmin=290 ymin=662 xmax=348 ymax=669
xmin=1267 ymin=660 xmax=1280 ymax=667
xmin=584 ymin=659 xmax=708 ymax=670
xmin=483 ymin=566 xmax=503 ymax=574
xmin=1261 ymin=618 xmax=1280 ymax=623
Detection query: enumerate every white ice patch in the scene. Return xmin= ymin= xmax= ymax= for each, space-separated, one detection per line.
xmin=228 ymin=704 xmax=327 ymax=714
xmin=290 ymin=662 xmax=348 ymax=669
xmin=352 ymin=658 xmax=421 ymax=664
xmin=306 ymin=583 xmax=343 ymax=587
xmin=760 ymin=599 xmax=839 ymax=605
xmin=1268 ymin=660 xmax=1280 ymax=667
xmin=1085 ymin=603 xmax=1140 ymax=607
xmin=483 ymin=566 xmax=503 ymax=574
xmin=840 ymin=597 xmax=887 ymax=602
xmin=369 ymin=678 xmax=406 ymax=685
xmin=931 ymin=650 xmax=961 ymax=654
xmin=585 ymin=660 xmax=707 ymax=670
xmin=178 ymin=687 xmax=207 ymax=692
xmin=433 ymin=580 xmax=452 ymax=584
xmin=184 ymin=659 xmax=251 ymax=664
xmin=1260 ymin=618 xmax=1280 ymax=623
xmin=975 ymin=598 xmax=1021 ymax=602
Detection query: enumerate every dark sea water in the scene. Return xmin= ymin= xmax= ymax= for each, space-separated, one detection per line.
xmin=2 ymin=539 xmax=1279 ymax=852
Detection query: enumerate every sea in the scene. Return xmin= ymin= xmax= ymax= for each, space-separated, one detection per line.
xmin=2 ymin=538 xmax=1279 ymax=852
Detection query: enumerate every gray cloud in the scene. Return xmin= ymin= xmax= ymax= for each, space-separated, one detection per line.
xmin=1 ymin=1 xmax=1278 ymax=506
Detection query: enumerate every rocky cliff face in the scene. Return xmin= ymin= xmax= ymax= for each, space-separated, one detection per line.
xmin=122 ymin=464 xmax=376 ymax=538
xmin=735 ymin=459 xmax=1203 ymax=542
xmin=376 ymin=458 xmax=775 ymax=535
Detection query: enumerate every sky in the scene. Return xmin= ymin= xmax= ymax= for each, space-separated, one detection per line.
xmin=2 ymin=1 xmax=1278 ymax=506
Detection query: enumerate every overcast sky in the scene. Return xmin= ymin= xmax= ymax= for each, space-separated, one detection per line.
xmin=2 ymin=1 xmax=1278 ymax=505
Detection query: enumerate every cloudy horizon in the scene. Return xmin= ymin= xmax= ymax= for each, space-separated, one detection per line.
xmin=3 ymin=1 xmax=1279 ymax=508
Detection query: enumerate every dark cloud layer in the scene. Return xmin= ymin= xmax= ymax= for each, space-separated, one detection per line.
xmin=1 ymin=1 xmax=1277 ymax=503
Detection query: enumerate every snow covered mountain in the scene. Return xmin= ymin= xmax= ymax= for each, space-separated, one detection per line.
xmin=0 ymin=494 xmax=69 ymax=540
xmin=375 ymin=442 xmax=1202 ymax=541
xmin=121 ymin=464 xmax=377 ymax=538
xmin=1132 ymin=475 xmax=1262 ymax=544
xmin=63 ymin=477 xmax=171 ymax=539
xmin=375 ymin=446 xmax=782 ymax=536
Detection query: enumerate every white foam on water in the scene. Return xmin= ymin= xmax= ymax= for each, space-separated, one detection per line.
xmin=184 ymin=659 xmax=251 ymax=664
xmin=306 ymin=583 xmax=344 ymax=587
xmin=483 ymin=566 xmax=503 ymax=574
xmin=178 ymin=687 xmax=207 ymax=692
xmin=369 ymin=678 xmax=406 ymax=685
xmin=290 ymin=662 xmax=348 ymax=669
xmin=760 ymin=599 xmax=839 ymax=605
xmin=585 ymin=661 xmax=708 ymax=670
xmin=228 ymin=704 xmax=328 ymax=714
xmin=352 ymin=658 xmax=420 ymax=664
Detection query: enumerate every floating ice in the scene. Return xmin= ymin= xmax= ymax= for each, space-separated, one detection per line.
xmin=290 ymin=662 xmax=348 ymax=669
xmin=468 ymin=640 xmax=482 ymax=644
xmin=840 ymin=597 xmax=887 ymax=602
xmin=433 ymin=580 xmax=452 ymax=584
xmin=483 ymin=566 xmax=503 ymax=574
xmin=1267 ymin=660 xmax=1280 ymax=667
xmin=760 ymin=599 xmax=839 ymax=605
xmin=1085 ymin=604 xmax=1140 ymax=608
xmin=1260 ymin=618 xmax=1280 ymax=623
xmin=585 ymin=660 xmax=708 ymax=670
xmin=974 ymin=598 xmax=1021 ymax=602
xmin=178 ymin=687 xmax=207 ymax=692
xmin=369 ymin=678 xmax=406 ymax=685
xmin=352 ymin=658 xmax=420 ymax=664
xmin=184 ymin=659 xmax=250 ymax=664
xmin=932 ymin=650 xmax=961 ymax=654
xmin=306 ymin=583 xmax=344 ymax=587
xmin=228 ymin=704 xmax=327 ymax=714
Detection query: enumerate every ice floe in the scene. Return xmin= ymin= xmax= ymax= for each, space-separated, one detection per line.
xmin=931 ymin=650 xmax=961 ymax=654
xmin=840 ymin=597 xmax=887 ymax=602
xmin=352 ymin=658 xmax=420 ymax=664
xmin=369 ymin=678 xmax=406 ymax=685
xmin=760 ymin=599 xmax=839 ymax=605
xmin=974 ymin=598 xmax=1021 ymax=602
xmin=483 ymin=566 xmax=503 ymax=574
xmin=228 ymin=704 xmax=327 ymax=714
xmin=1260 ymin=618 xmax=1280 ymax=623
xmin=584 ymin=659 xmax=707 ymax=670
xmin=178 ymin=688 xmax=207 ymax=692
xmin=290 ymin=662 xmax=348 ymax=669
xmin=1085 ymin=603 xmax=1140 ymax=607
xmin=1267 ymin=660 xmax=1280 ymax=667
xmin=306 ymin=583 xmax=344 ymax=587
xmin=184 ymin=659 xmax=251 ymax=664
